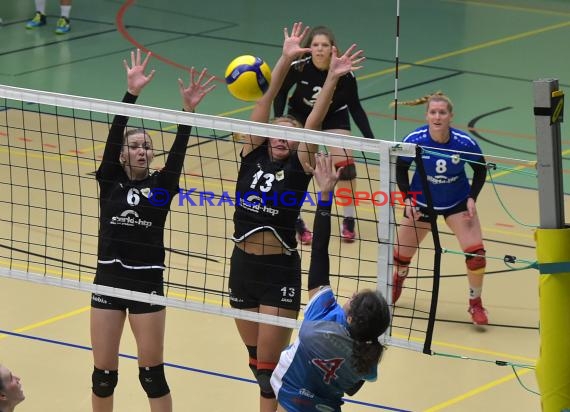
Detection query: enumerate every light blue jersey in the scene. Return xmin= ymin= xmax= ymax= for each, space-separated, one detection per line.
xmin=401 ymin=126 xmax=483 ymax=209
xmin=271 ymin=287 xmax=377 ymax=412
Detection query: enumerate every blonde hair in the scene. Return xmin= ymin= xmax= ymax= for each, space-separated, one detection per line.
xmin=271 ymin=115 xmax=303 ymax=128
xmin=390 ymin=91 xmax=453 ymax=112
xmin=232 ymin=116 xmax=302 ymax=143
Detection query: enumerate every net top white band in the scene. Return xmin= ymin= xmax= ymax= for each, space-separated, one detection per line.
xmin=0 ymin=84 xmax=416 ymax=157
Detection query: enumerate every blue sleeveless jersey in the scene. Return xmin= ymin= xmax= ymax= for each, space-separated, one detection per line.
xmin=271 ymin=287 xmax=378 ymax=412
xmin=401 ymin=126 xmax=483 ymax=210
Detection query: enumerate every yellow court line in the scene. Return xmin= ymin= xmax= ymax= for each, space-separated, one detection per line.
xmin=483 ymin=226 xmax=534 ymax=239
xmin=0 ymin=306 xmax=90 ymax=340
xmin=423 ymin=368 xmax=532 ymax=411
xmin=0 ymin=146 xmax=96 ymax=167
xmin=489 ymin=164 xmax=534 ymax=180
xmin=19 ymin=19 xmax=570 ymax=160
xmin=217 ymin=106 xmax=256 ymax=117
xmin=359 ymin=19 xmax=570 ymax=81
xmin=0 ymin=259 xmax=226 ymax=307
xmin=393 ymin=333 xmax=536 ymax=364
xmin=431 ymin=340 xmax=536 ymax=364
xmin=489 ymin=149 xmax=570 ymax=180
xmin=445 ymin=0 xmax=570 ymax=17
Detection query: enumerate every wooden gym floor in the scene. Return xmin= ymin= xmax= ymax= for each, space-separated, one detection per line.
xmin=1 ymin=0 xmax=570 ymax=410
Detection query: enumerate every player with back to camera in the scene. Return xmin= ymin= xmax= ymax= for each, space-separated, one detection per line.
xmin=90 ymin=49 xmax=215 ymax=412
xmin=271 ymin=153 xmax=391 ymax=412
xmin=0 ymin=364 xmax=25 ymax=412
xmin=274 ymin=25 xmax=376 ymax=244
xmin=391 ymin=92 xmax=489 ymax=325
xmin=229 ymin=22 xmax=365 ymax=412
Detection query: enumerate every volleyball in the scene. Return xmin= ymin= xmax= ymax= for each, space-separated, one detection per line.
xmin=224 ymin=55 xmax=272 ymax=102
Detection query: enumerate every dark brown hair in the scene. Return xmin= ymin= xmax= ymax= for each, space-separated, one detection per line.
xmin=346 ymin=290 xmax=391 ymax=374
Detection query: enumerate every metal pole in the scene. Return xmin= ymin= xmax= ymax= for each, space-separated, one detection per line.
xmin=533 ymin=79 xmax=564 ymax=229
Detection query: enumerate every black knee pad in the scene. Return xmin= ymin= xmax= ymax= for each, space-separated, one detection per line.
xmin=337 ymin=163 xmax=357 ymax=181
xmin=256 ymin=367 xmax=276 ymax=399
xmin=246 ymin=345 xmax=258 ymax=378
xmin=139 ymin=364 xmax=170 ymax=399
xmin=92 ymin=367 xmax=118 ymax=398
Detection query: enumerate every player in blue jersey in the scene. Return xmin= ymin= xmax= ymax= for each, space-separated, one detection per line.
xmin=274 ymin=26 xmax=375 ymax=244
xmin=271 ymin=153 xmax=390 ymax=412
xmin=90 ymin=50 xmax=215 ymax=412
xmin=391 ymin=92 xmax=489 ymax=325
xmin=230 ymin=22 xmax=366 ymax=412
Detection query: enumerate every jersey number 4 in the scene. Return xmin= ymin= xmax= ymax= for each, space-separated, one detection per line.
xmin=312 ymin=358 xmax=345 ymax=384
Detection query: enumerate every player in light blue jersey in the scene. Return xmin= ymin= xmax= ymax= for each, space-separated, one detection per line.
xmin=391 ymin=92 xmax=489 ymax=325
xmin=271 ymin=153 xmax=391 ymax=412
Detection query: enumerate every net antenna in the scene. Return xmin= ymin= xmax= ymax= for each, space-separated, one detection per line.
xmin=0 ymin=84 xmax=445 ymax=353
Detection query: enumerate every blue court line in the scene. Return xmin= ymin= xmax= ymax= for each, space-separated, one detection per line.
xmin=0 ymin=328 xmax=411 ymax=411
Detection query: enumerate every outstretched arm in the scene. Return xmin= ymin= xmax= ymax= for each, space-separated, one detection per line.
xmin=346 ymin=75 xmax=375 ymax=139
xmin=301 ymin=44 xmax=365 ymax=172
xmin=240 ymin=22 xmax=311 ymax=157
xmin=98 ymin=49 xmax=155 ymax=179
xmin=307 ymin=153 xmax=341 ymax=299
xmin=162 ymin=68 xmax=216 ymax=182
xmin=273 ymin=68 xmax=297 ymax=117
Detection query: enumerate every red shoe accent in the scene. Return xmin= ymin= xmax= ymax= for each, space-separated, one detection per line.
xmin=468 ymin=297 xmax=489 ymax=325
xmin=392 ymin=270 xmax=407 ymax=304
xmin=299 ymin=229 xmax=313 ymax=245
xmin=341 ymin=217 xmax=356 ymax=242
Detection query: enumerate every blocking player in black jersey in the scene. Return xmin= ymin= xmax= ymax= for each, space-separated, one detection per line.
xmin=229 ymin=22 xmax=365 ymax=412
xmin=90 ymin=49 xmax=215 ymax=412
xmin=274 ymin=26 xmax=375 ymax=244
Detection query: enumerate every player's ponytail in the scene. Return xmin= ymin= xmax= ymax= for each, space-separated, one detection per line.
xmin=347 ymin=290 xmax=391 ymax=374
xmin=390 ymin=91 xmax=453 ymax=113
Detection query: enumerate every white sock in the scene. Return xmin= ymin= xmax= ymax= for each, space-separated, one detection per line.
xmin=469 ymin=287 xmax=482 ymax=299
xmin=397 ymin=266 xmax=409 ymax=278
xmin=60 ymin=5 xmax=71 ymax=18
xmin=344 ymin=204 xmax=355 ymax=219
xmin=35 ymin=0 xmax=47 ymax=14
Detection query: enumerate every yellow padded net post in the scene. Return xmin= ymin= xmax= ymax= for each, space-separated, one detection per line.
xmin=535 ymin=228 xmax=570 ymax=412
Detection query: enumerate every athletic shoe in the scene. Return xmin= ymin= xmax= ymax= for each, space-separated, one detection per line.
xmin=54 ymin=16 xmax=70 ymax=34
xmin=295 ymin=217 xmax=312 ymax=245
xmin=341 ymin=217 xmax=356 ymax=242
xmin=468 ymin=297 xmax=489 ymax=325
xmin=26 ymin=12 xmax=46 ymax=29
xmin=392 ymin=270 xmax=407 ymax=304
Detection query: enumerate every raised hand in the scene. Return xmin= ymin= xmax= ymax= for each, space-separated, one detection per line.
xmin=282 ymin=22 xmax=311 ymax=60
xmin=123 ymin=49 xmax=156 ymax=96
xmin=329 ymin=44 xmax=365 ymax=78
xmin=178 ymin=67 xmax=216 ymax=112
xmin=307 ymin=152 xmax=341 ymax=196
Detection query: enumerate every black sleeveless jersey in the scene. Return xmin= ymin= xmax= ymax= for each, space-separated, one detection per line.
xmin=232 ymin=142 xmax=312 ymax=250
xmin=274 ymin=56 xmax=374 ymax=139
xmin=96 ymin=92 xmax=191 ymax=269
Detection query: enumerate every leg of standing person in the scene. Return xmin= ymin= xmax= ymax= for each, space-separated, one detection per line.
xmin=391 ymin=215 xmax=431 ymax=304
xmin=129 ymin=310 xmax=173 ymax=412
xmin=26 ymin=0 xmax=47 ymax=28
xmin=445 ymin=212 xmax=488 ymax=325
xmin=295 ymin=215 xmax=313 ymax=245
xmin=326 ymin=129 xmax=360 ymax=242
xmin=55 ymin=0 xmax=72 ymax=34
xmin=235 ymin=306 xmax=296 ymax=412
xmin=90 ymin=308 xmax=126 ymax=412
